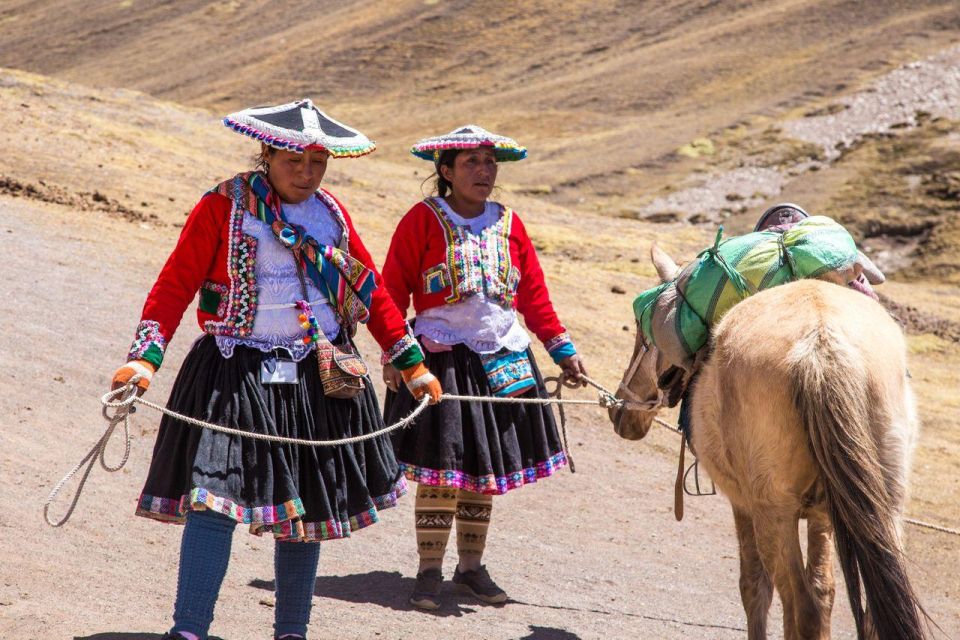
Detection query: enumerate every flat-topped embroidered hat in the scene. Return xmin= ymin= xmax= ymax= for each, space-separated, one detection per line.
xmin=411 ymin=125 xmax=527 ymax=162
xmin=223 ymin=98 xmax=376 ymax=157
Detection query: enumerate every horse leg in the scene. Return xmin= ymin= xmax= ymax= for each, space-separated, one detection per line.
xmin=753 ymin=506 xmax=824 ymax=640
xmin=805 ymin=505 xmax=835 ymax=638
xmin=733 ymin=506 xmax=773 ymax=639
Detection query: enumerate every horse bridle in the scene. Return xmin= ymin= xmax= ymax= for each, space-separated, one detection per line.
xmin=612 ymin=338 xmax=665 ymax=433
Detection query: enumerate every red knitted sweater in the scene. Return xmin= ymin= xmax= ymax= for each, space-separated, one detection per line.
xmin=382 ymin=200 xmax=573 ymax=359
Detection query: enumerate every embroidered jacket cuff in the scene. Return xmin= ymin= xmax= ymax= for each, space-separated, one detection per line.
xmin=127 ymin=320 xmax=167 ymax=370
xmin=544 ymin=332 xmax=576 ymax=364
xmin=381 ymin=333 xmax=424 ymax=369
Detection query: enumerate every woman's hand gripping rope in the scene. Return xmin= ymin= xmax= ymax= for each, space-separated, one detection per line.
xmin=558 ymin=354 xmax=588 ymax=387
xmin=400 ymin=362 xmax=443 ymax=404
xmin=111 ymin=359 xmax=155 ymax=396
xmin=383 ymin=362 xmax=443 ymax=404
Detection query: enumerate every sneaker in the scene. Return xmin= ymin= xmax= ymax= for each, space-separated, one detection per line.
xmin=409 ymin=567 xmax=444 ymax=610
xmin=160 ymin=634 xmax=190 ymax=640
xmin=452 ymin=565 xmax=507 ymax=604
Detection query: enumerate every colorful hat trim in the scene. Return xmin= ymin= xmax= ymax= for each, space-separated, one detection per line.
xmin=411 ymin=125 xmax=527 ymax=162
xmin=223 ymin=99 xmax=375 ymax=158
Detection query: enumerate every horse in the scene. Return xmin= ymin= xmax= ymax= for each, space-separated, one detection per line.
xmin=611 ymin=245 xmax=927 ymax=640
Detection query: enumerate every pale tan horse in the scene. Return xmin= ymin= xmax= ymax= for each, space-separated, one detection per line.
xmin=611 ymin=246 xmax=927 ymax=640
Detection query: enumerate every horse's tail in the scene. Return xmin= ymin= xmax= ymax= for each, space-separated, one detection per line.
xmin=790 ymin=325 xmax=926 ymax=640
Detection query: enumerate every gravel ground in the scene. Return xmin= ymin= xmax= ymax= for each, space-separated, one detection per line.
xmin=640 ymin=45 xmax=960 ymax=224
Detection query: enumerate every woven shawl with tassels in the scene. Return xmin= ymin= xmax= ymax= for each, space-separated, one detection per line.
xmin=216 ymin=171 xmax=377 ymax=328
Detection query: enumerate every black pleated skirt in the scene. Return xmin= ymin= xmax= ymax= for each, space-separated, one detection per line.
xmin=135 ymin=335 xmax=406 ymax=542
xmin=384 ymin=344 xmax=567 ymax=495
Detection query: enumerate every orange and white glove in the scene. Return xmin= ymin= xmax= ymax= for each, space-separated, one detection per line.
xmin=111 ymin=359 xmax=156 ymax=396
xmin=400 ymin=362 xmax=442 ymax=404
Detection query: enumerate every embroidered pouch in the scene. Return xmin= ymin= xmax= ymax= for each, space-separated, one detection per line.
xmin=315 ymin=336 xmax=368 ymax=399
xmin=480 ymin=348 xmax=536 ymax=397
xmin=423 ymin=263 xmax=451 ymax=294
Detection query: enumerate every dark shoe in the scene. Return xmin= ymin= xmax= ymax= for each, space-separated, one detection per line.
xmin=409 ymin=567 xmax=443 ymax=610
xmin=160 ymin=634 xmax=190 ymax=640
xmin=452 ymin=565 xmax=507 ymax=604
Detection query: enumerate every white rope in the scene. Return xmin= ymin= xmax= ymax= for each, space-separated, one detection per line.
xmin=583 ymin=372 xmax=676 ymax=433
xmin=905 ymin=517 xmax=960 ymax=536
xmin=43 ymin=386 xmax=432 ymax=527
xmin=44 ymin=375 xmax=621 ymax=527
xmin=106 ymin=391 xmax=433 ymax=447
xmin=43 ymin=384 xmax=137 ymax=527
xmin=441 ymin=393 xmax=600 ymax=406
xmin=46 ymin=378 xmax=959 ymax=538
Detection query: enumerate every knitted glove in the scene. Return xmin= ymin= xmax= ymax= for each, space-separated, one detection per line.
xmin=111 ymin=359 xmax=156 ymax=394
xmin=400 ymin=362 xmax=442 ymax=404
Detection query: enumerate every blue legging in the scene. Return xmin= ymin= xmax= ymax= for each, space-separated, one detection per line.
xmin=171 ymin=509 xmax=321 ymax=639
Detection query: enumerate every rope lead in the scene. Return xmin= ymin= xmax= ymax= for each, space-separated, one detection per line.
xmin=44 ymin=373 xmax=620 ymax=527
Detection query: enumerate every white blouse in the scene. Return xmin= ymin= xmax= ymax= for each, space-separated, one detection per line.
xmin=413 ymin=198 xmax=531 ymax=354
xmin=216 ymin=195 xmax=343 ymax=360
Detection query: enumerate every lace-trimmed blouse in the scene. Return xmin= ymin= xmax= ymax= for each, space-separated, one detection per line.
xmin=412 ymin=198 xmax=531 ymax=354
xmin=215 ymin=196 xmax=343 ymax=360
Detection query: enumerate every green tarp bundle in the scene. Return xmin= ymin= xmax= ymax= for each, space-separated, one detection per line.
xmin=633 ymin=216 xmax=859 ymax=357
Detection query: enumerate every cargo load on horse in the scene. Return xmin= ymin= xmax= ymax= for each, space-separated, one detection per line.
xmin=631 ymin=215 xmax=867 ymax=402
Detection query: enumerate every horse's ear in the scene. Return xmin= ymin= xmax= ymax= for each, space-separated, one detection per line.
xmin=651 ymin=244 xmax=679 ymax=283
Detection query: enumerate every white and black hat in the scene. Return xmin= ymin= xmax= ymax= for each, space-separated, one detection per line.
xmin=223 ymin=99 xmax=375 ymax=157
xmin=411 ymin=125 xmax=527 ymax=162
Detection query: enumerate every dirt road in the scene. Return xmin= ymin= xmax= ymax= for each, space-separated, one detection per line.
xmin=2 ymin=195 xmax=957 ymax=639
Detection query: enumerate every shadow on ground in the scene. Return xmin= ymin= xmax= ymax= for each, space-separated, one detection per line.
xmin=74 ymin=636 xmax=225 ymax=640
xmin=519 ymin=626 xmax=583 ymax=639
xmin=248 ymin=571 xmax=747 ymax=633
xmin=250 ymin=570 xmax=484 ymax=617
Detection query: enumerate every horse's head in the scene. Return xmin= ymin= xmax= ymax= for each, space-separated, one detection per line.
xmin=609 ymin=245 xmax=680 ymax=440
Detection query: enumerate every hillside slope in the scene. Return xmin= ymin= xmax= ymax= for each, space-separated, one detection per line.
xmin=2 ymin=0 xmax=958 ymax=196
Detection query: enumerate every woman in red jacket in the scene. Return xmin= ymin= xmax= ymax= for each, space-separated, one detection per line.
xmin=382 ymin=125 xmax=587 ymax=610
xmin=110 ymin=99 xmax=440 ymax=640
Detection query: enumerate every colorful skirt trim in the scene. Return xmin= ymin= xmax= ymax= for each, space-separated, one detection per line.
xmin=135 ymin=478 xmax=408 ymax=542
xmin=400 ymin=451 xmax=567 ymax=495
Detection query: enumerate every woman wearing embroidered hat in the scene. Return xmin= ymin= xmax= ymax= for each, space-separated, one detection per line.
xmin=109 ymin=99 xmax=441 ymax=640
xmin=381 ymin=125 xmax=587 ymax=610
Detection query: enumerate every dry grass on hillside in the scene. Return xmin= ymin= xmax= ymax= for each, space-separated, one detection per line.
xmin=2 ymin=0 xmax=958 ymax=198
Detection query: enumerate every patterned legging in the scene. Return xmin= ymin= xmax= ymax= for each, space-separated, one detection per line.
xmin=414 ymin=484 xmax=493 ymax=568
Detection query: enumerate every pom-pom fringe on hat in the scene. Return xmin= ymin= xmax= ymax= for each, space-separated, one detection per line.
xmin=223 ymin=99 xmax=375 ymax=158
xmin=411 ymin=125 xmax=527 ymax=162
